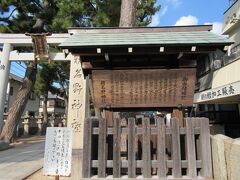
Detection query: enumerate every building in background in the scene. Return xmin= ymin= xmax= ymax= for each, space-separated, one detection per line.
xmin=194 ymin=0 xmax=240 ymax=137
xmin=39 ymin=93 xmax=66 ymax=117
xmin=5 ymin=73 xmax=40 ymax=116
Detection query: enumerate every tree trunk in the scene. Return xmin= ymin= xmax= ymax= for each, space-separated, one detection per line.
xmin=41 ymin=92 xmax=48 ymax=134
xmin=57 ymin=72 xmax=69 ymax=116
xmin=64 ymin=97 xmax=68 ymax=116
xmin=0 ymin=62 xmax=37 ymax=143
xmin=0 ymin=3 xmax=46 ymax=142
xmin=43 ymin=93 xmax=48 ymax=124
xmin=114 ymin=0 xmax=137 ymax=121
xmin=119 ymin=0 xmax=137 ymax=27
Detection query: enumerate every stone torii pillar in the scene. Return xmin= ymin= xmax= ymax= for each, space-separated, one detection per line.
xmin=0 ymin=43 xmax=12 ymax=133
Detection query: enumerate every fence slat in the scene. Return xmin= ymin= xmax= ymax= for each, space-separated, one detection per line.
xmin=185 ymin=118 xmax=197 ymax=178
xmin=157 ymin=117 xmax=166 ymax=178
xmin=82 ymin=118 xmax=93 ymax=178
xmin=128 ymin=118 xmax=136 ymax=178
xmin=98 ymin=118 xmax=107 ymax=178
xmin=142 ymin=117 xmax=151 ymax=178
xmin=199 ymin=118 xmax=212 ymax=178
xmin=113 ymin=118 xmax=121 ymax=178
xmin=171 ymin=117 xmax=181 ymax=178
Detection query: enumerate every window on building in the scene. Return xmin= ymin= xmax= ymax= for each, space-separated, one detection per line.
xmin=197 ymin=55 xmax=211 ymax=77
xmin=28 ymin=111 xmax=35 ymax=116
xmin=9 ymin=87 xmax=13 ymax=96
xmin=55 ymin=100 xmax=64 ymax=108
xmin=49 ymin=100 xmax=55 ymax=107
xmin=39 ymin=100 xmax=43 ymax=107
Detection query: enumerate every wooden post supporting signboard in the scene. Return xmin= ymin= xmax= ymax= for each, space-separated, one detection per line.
xmin=172 ymin=108 xmax=184 ymax=127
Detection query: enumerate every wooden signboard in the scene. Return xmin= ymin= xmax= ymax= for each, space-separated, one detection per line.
xmin=92 ymin=69 xmax=196 ymax=108
xmin=43 ymin=127 xmax=72 ymax=177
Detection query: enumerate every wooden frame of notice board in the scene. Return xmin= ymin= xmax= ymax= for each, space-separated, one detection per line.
xmin=91 ymin=68 xmax=196 ymax=109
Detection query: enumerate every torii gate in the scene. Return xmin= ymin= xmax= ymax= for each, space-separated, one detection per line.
xmin=0 ymin=33 xmax=87 ymax=149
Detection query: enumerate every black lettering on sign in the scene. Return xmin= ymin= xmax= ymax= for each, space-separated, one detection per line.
xmin=74 ymin=69 xmax=82 ymax=78
xmin=100 ymin=81 xmax=106 ymax=104
xmin=73 ymin=83 xmax=82 ymax=94
xmin=163 ymin=74 xmax=167 ymax=102
xmin=120 ymin=73 xmax=124 ymax=103
xmin=229 ymin=85 xmax=235 ymax=94
xmin=181 ymin=76 xmax=188 ymax=99
xmin=71 ymin=100 xmax=82 ymax=118
xmin=110 ymin=72 xmax=115 ymax=103
xmin=92 ymin=69 xmax=196 ymax=108
xmin=74 ymin=57 xmax=81 ymax=64
xmin=71 ymin=119 xmax=82 ymax=132
xmin=130 ymin=72 xmax=134 ymax=104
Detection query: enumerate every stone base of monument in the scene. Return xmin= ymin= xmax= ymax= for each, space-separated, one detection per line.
xmin=0 ymin=140 xmax=11 ymax=151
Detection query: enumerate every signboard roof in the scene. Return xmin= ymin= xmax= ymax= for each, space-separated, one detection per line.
xmin=60 ymin=31 xmax=233 ymax=48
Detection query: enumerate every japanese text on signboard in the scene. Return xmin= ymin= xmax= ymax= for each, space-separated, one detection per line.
xmin=201 ymin=85 xmax=235 ymax=101
xmin=92 ymin=69 xmax=196 ymax=108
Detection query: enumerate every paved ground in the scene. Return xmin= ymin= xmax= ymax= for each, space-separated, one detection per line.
xmin=0 ymin=136 xmax=45 ymax=180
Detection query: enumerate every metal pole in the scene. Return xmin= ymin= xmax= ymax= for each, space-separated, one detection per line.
xmin=0 ymin=43 xmax=12 ymax=133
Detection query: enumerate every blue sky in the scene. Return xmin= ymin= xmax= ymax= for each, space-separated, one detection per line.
xmin=150 ymin=0 xmax=230 ymax=35
xmin=10 ymin=62 xmax=26 ymax=78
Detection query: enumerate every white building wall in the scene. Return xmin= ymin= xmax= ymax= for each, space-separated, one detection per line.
xmin=7 ymin=80 xmax=40 ymax=115
xmin=39 ymin=107 xmax=65 ymax=114
xmin=212 ymin=60 xmax=240 ymax=88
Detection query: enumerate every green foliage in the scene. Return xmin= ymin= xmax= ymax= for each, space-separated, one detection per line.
xmin=0 ymin=0 xmax=160 ymax=103
xmin=49 ymin=0 xmax=96 ymax=32
xmin=34 ymin=61 xmax=60 ymax=96
xmin=0 ymin=1 xmax=57 ymax=33
xmin=92 ymin=0 xmax=121 ymax=27
xmin=1 ymin=0 xmax=160 ymax=33
xmin=136 ymin=0 xmax=160 ymax=26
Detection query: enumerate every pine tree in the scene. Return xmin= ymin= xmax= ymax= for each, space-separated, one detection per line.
xmin=0 ymin=0 xmax=160 ymax=143
xmin=34 ymin=61 xmax=59 ymax=134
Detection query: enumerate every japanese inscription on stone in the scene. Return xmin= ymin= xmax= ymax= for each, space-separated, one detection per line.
xmin=43 ymin=127 xmax=72 ymax=177
xmin=92 ymin=69 xmax=196 ymax=108
xmin=0 ymin=60 xmax=5 ymax=71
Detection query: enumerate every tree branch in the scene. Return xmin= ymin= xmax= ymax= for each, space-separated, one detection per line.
xmin=32 ymin=0 xmax=44 ymax=9
xmin=0 ymin=7 xmax=17 ymax=22
xmin=88 ymin=1 xmax=97 ymax=12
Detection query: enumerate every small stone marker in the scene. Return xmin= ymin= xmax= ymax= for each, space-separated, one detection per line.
xmin=43 ymin=127 xmax=72 ymax=177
